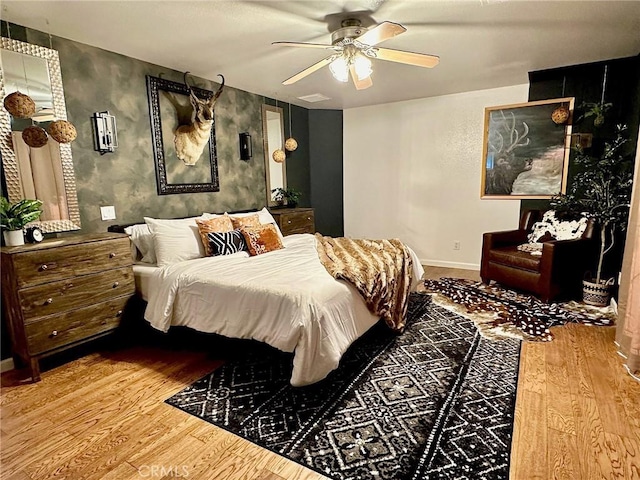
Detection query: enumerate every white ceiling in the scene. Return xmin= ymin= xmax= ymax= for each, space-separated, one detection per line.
xmin=2 ymin=1 xmax=640 ymax=110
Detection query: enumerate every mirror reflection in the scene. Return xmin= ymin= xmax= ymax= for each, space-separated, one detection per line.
xmin=262 ymin=104 xmax=286 ymax=206
xmin=3 ymin=50 xmax=54 ymax=124
xmin=0 ymin=37 xmax=80 ymax=232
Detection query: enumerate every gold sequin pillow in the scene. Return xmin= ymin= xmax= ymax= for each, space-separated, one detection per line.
xmin=230 ymin=213 xmax=261 ymax=229
xmin=240 ymin=224 xmax=284 ymax=256
xmin=196 ymin=216 xmax=234 ymax=256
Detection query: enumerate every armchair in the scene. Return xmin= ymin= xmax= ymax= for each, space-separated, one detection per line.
xmin=480 ymin=210 xmax=596 ymax=303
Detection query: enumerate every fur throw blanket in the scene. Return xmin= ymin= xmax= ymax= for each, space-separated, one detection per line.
xmin=315 ymin=234 xmax=414 ymax=332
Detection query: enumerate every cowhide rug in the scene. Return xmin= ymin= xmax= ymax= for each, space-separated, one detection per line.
xmin=420 ymin=277 xmax=615 ymax=342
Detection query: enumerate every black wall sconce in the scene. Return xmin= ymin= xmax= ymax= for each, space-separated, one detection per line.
xmin=91 ymin=111 xmax=118 ymax=154
xmin=239 ymin=132 xmax=252 ymax=161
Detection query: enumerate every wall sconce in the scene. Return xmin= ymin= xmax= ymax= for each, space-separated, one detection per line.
xmin=239 ymin=132 xmax=252 ymax=161
xmin=91 ymin=111 xmax=118 ymax=154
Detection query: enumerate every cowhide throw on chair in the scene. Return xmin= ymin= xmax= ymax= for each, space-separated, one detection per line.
xmin=315 ymin=234 xmax=413 ymax=332
xmin=421 ymin=277 xmax=615 ymax=341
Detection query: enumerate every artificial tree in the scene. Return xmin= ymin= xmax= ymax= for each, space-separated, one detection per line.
xmin=550 ymin=124 xmax=634 ymax=285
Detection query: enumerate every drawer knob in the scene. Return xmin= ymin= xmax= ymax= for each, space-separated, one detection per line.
xmin=40 ymin=264 xmax=48 ymax=271
xmin=51 ymin=330 xmax=58 ymax=337
xmin=109 ymin=252 xmax=116 ymax=258
xmin=45 ymin=298 xmax=53 ymax=305
xmin=116 ymin=310 xmax=123 ymax=317
xmin=287 ymin=220 xmax=292 ymax=224
xmin=112 ymin=281 xmax=120 ymax=288
xmin=307 ymin=217 xmax=311 ymax=220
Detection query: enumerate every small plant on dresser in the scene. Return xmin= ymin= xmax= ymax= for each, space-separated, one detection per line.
xmin=271 ymin=188 xmax=302 ymax=207
xmin=0 ymin=197 xmax=43 ymax=246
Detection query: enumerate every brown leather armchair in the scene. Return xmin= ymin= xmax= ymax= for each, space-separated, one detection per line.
xmin=480 ymin=210 xmax=596 ymax=303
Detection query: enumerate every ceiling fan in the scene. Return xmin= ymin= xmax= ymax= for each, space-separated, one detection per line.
xmin=273 ymin=19 xmax=439 ymax=90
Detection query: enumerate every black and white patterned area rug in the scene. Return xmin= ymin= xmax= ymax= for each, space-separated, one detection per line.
xmin=166 ymin=294 xmax=521 ymax=480
xmin=420 ymin=278 xmax=615 ymax=342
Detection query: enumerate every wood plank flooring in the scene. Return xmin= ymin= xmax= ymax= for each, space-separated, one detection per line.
xmin=1 ymin=267 xmax=638 ymax=480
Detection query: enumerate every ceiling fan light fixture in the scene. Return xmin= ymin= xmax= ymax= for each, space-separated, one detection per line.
xmin=354 ymin=54 xmax=372 ymax=81
xmin=329 ymin=56 xmax=349 ymax=83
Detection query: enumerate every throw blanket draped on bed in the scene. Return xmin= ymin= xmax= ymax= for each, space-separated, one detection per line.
xmin=315 ymin=234 xmax=413 ymax=332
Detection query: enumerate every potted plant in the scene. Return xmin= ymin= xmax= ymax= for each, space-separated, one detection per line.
xmin=1 ymin=197 xmax=43 ymax=246
xmin=578 ymin=101 xmax=613 ymax=127
xmin=271 ymin=188 xmax=301 ymax=208
xmin=550 ymin=124 xmax=634 ymax=305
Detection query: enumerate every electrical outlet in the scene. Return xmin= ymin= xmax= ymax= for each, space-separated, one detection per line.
xmin=100 ymin=206 xmax=116 ymax=221
xmin=453 ymin=241 xmax=461 ymax=250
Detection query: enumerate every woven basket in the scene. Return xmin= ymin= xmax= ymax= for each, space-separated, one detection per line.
xmin=3 ymin=91 xmax=36 ymax=118
xmin=582 ymin=278 xmax=614 ymax=307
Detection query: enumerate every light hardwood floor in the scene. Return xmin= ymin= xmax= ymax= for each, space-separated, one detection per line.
xmin=1 ymin=267 xmax=638 ymax=480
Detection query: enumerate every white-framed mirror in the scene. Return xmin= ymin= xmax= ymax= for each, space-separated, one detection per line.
xmin=0 ymin=36 xmax=81 ymax=233
xmin=261 ymin=104 xmax=286 ymax=206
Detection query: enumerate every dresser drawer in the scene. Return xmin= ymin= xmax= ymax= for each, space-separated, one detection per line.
xmin=19 ymin=267 xmax=134 ymax=321
xmin=25 ymin=295 xmax=129 ymax=355
xmin=279 ymin=211 xmax=315 ymax=235
xmin=11 ymin=237 xmax=131 ymax=288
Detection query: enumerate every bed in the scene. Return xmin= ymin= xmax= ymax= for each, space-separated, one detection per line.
xmin=118 ymin=209 xmax=424 ymax=386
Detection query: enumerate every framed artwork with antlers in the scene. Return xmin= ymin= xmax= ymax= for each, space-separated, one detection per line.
xmin=480 ymin=97 xmax=574 ymax=199
xmin=146 ymin=75 xmax=222 ymax=195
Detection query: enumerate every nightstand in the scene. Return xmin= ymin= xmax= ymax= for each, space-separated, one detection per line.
xmin=269 ymin=208 xmax=315 ymax=235
xmin=1 ymin=233 xmax=135 ymax=381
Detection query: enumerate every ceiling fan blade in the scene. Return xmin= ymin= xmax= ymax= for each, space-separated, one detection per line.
xmin=272 ymin=41 xmax=336 ymax=50
xmin=355 ymin=21 xmax=406 ymax=46
xmin=349 ymin=64 xmax=373 ymax=91
xmin=372 ymin=47 xmax=440 ymax=68
xmin=282 ymin=55 xmax=335 ymax=85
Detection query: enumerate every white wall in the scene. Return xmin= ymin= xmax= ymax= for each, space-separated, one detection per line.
xmin=343 ymin=84 xmax=529 ymax=270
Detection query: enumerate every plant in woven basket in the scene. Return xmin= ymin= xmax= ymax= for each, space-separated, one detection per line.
xmin=550 ymin=124 xmax=634 ymax=286
xmin=578 ymin=101 xmax=613 ymax=127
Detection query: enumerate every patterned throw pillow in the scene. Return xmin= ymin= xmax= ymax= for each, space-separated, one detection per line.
xmin=206 ymin=229 xmax=248 ymax=256
xmin=196 ymin=216 xmax=234 ymax=255
xmin=229 ymin=213 xmax=260 ymax=229
xmin=527 ymin=210 xmax=588 ymax=243
xmin=240 ymin=224 xmax=284 ymax=256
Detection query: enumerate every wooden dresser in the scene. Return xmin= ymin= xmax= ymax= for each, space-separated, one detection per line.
xmin=269 ymin=207 xmax=315 ymax=236
xmin=1 ymin=233 xmax=135 ymax=381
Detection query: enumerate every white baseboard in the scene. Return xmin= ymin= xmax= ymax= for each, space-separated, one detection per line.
xmin=421 ymin=259 xmax=480 ymax=271
xmin=1 ymin=358 xmax=15 ymax=373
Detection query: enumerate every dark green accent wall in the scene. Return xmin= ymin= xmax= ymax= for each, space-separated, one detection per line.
xmin=524 ymin=54 xmax=640 ymax=279
xmin=285 ymin=105 xmax=312 ymax=208
xmin=523 ymin=55 xmax=640 ymax=213
xmin=309 ymin=109 xmax=344 ymax=237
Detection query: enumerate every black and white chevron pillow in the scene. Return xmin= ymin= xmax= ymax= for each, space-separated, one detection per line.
xmin=207 ymin=229 xmax=248 ymax=256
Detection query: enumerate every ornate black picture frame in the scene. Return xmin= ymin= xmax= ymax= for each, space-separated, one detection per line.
xmin=146 ymin=75 xmax=220 ymax=195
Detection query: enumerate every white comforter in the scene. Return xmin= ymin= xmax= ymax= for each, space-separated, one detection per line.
xmin=145 ymin=233 xmax=424 ymax=386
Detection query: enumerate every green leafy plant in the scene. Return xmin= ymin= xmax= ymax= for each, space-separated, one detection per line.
xmin=271 ymin=188 xmax=301 ymax=206
xmin=0 ymin=197 xmax=43 ymax=231
xmin=550 ymin=124 xmax=634 ymax=284
xmin=578 ymin=101 xmax=613 ymax=127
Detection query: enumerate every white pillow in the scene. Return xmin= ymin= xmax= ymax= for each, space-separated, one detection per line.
xmin=144 ymin=216 xmax=205 ymax=266
xmin=124 ymin=223 xmax=156 ymax=264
